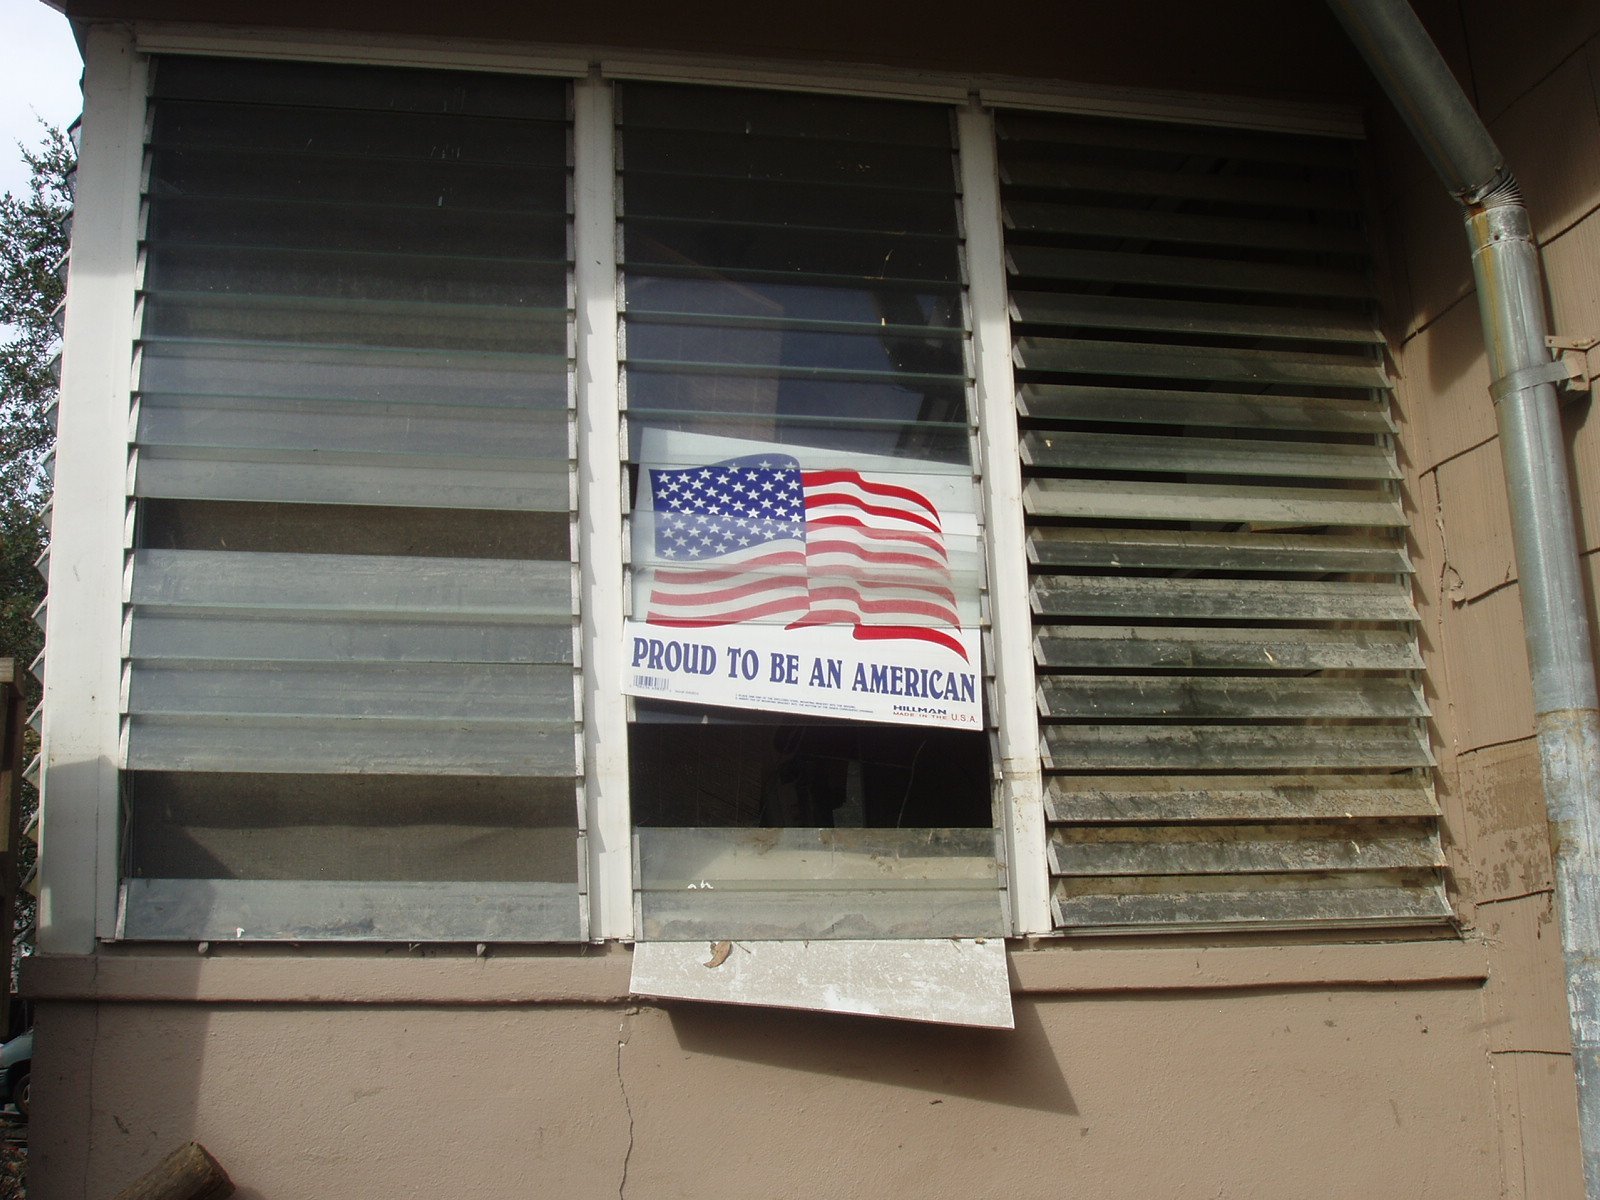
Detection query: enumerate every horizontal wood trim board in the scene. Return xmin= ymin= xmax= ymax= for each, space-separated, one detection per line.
xmin=19 ymin=939 xmax=1488 ymax=1002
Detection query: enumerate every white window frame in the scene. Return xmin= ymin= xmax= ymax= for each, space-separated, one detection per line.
xmin=37 ymin=22 xmax=1363 ymax=951
xmin=37 ymin=26 xmax=147 ymax=952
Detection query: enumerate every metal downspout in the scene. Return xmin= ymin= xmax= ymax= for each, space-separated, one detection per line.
xmin=1328 ymin=2 xmax=1600 ymax=1193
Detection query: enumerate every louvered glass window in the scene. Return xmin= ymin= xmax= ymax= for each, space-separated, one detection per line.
xmin=998 ymin=110 xmax=1448 ymax=931
xmin=120 ymin=57 xmax=584 ymax=941
xmin=616 ymin=84 xmax=1005 ymax=940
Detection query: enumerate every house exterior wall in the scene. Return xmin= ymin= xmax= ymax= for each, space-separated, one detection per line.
xmin=24 ymin=945 xmax=1499 ymax=1200
xmin=1370 ymin=1 xmax=1600 ymax=1194
xmin=20 ymin=2 xmax=1600 ymax=1196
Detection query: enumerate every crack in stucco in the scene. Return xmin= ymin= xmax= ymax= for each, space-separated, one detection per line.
xmin=615 ymin=1010 xmax=635 ymax=1200
xmin=1478 ymin=887 xmax=1558 ymax=908
xmin=1431 ymin=479 xmax=1467 ymax=610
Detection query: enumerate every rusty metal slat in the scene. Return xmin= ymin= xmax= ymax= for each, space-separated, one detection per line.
xmin=1051 ymin=881 xmax=1452 ymax=930
xmin=1043 ymin=773 xmax=1439 ymax=822
xmin=1017 ymin=384 xmax=1395 ymax=433
xmin=1008 ymin=288 xmax=1381 ymax=344
xmin=638 ymin=888 xmax=1010 ymax=941
xmin=1049 ymin=826 xmax=1444 ymax=876
xmin=1040 ymin=724 xmax=1435 ymax=771
xmin=1026 ymin=527 xmax=1411 ymax=574
xmin=1015 ymin=336 xmax=1389 ymax=390
xmin=999 ymin=159 xmax=1358 ymax=212
xmin=1008 ymin=245 xmax=1371 ymax=299
xmin=994 ymin=111 xmax=1355 ymax=169
xmin=1034 ymin=627 xmax=1423 ymax=672
xmin=122 ymin=878 xmax=584 ymax=941
xmin=1037 ymin=675 xmax=1426 ymax=721
xmin=1024 ymin=477 xmax=1406 ymax=528
xmin=1002 ymin=201 xmax=1368 ymax=256
xmin=1030 ymin=575 xmax=1417 ymax=622
xmin=1021 ymin=430 xmax=1398 ymax=482
xmin=637 ymin=826 xmax=997 ymax=885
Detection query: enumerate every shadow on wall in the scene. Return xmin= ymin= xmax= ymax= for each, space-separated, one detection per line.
xmin=666 ymin=998 xmax=1077 ymax=1115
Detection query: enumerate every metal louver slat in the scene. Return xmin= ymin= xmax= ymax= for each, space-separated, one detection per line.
xmin=1021 ymin=430 xmax=1398 ymax=481
xmin=1049 ymin=825 xmax=1445 ymax=876
xmin=1044 ymin=774 xmax=1440 ymax=822
xmin=1051 ymin=882 xmax=1452 ymax=932
xmin=1014 ymin=336 xmax=1389 ymax=390
xmin=1002 ymin=202 xmax=1369 ymax=255
xmin=999 ymin=160 xmax=1357 ymax=211
xmin=1017 ymin=385 xmax=1394 ymax=433
xmin=1036 ymin=675 xmax=1426 ymax=721
xmin=995 ymin=110 xmax=1356 ymax=168
xmin=1027 ymin=528 xmax=1412 ymax=574
xmin=1035 ymin=627 xmax=1422 ymax=673
xmin=1003 ymin=108 xmax=1445 ymax=934
xmin=1025 ymin=477 xmax=1404 ymax=527
xmin=1031 ymin=576 xmax=1416 ymax=622
xmin=1040 ymin=725 xmax=1434 ymax=772
xmin=1008 ymin=290 xmax=1382 ymax=345
xmin=1007 ymin=245 xmax=1371 ymax=299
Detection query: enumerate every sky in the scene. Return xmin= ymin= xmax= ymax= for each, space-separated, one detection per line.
xmin=0 ymin=0 xmax=82 ymax=199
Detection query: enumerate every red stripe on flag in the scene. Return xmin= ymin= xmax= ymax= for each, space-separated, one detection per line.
xmin=801 ymin=470 xmax=942 ymax=523
xmin=803 ymin=491 xmax=940 ymax=534
xmin=805 ymin=515 xmax=946 ymax=559
xmin=784 ymin=616 xmax=971 ymax=662
xmin=647 ymin=593 xmax=810 ymax=624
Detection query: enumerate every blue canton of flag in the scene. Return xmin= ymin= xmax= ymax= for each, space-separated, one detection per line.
xmin=649 ymin=454 xmax=806 ymax=561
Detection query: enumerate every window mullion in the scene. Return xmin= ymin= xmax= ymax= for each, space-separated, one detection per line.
xmin=956 ymin=104 xmax=1051 ymax=936
xmin=573 ymin=75 xmax=634 ymax=941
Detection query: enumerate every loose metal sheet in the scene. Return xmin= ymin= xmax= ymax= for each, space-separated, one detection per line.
xmin=630 ymin=937 xmax=1014 ymax=1028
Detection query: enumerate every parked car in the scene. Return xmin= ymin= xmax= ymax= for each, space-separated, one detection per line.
xmin=0 ymin=1030 xmax=31 ymax=1119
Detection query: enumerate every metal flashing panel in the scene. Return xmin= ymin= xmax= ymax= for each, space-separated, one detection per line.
xmin=630 ymin=937 xmax=1014 ymax=1028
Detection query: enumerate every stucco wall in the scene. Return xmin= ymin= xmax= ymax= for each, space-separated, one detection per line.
xmin=1371 ymin=1 xmax=1600 ymax=1196
xmin=25 ymin=947 xmax=1500 ymax=1200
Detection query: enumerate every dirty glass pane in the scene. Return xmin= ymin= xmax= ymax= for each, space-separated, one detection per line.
xmin=618 ymin=83 xmax=997 ymax=939
xmin=123 ymin=57 xmax=582 ymax=940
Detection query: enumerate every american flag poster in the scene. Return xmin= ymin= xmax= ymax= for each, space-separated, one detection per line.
xmin=622 ymin=432 xmax=982 ymax=729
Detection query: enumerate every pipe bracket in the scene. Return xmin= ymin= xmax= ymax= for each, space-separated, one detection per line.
xmin=1490 ymin=353 xmax=1583 ymax=402
xmin=1548 ymin=335 xmax=1599 ymax=395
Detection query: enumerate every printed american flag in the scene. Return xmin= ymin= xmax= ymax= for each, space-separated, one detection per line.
xmin=642 ymin=452 xmax=968 ymax=659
